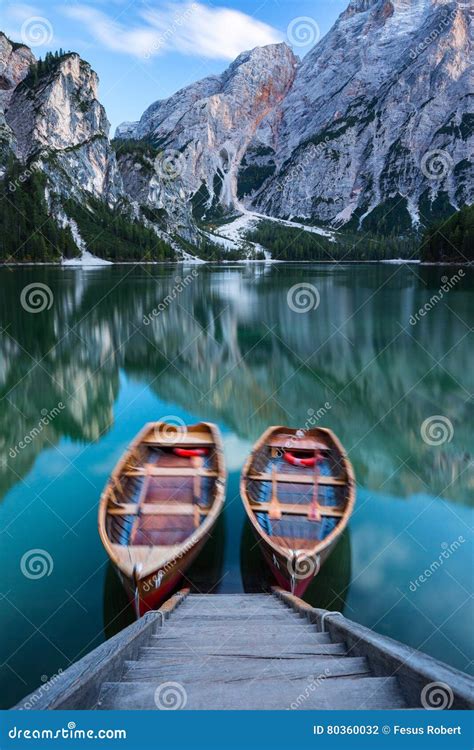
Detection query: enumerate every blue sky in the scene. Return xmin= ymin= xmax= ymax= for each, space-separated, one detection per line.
xmin=1 ymin=0 xmax=347 ymax=133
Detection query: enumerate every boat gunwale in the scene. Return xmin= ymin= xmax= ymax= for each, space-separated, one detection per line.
xmin=98 ymin=421 xmax=226 ymax=581
xmin=240 ymin=425 xmax=356 ymax=563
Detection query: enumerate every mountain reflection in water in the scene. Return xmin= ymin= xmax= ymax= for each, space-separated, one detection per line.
xmin=0 ymin=263 xmax=472 ymax=707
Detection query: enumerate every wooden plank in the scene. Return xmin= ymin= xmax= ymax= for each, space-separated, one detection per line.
xmin=174 ymin=612 xmax=299 ymax=621
xmin=124 ymin=467 xmax=218 ymax=478
xmin=152 ymin=633 xmax=334 ymax=646
xmin=248 ymin=472 xmax=346 ymax=486
xmin=267 ymin=436 xmax=330 ymax=451
xmin=249 ymin=502 xmax=345 ymax=517
xmin=122 ymin=656 xmax=370 ymax=684
xmin=96 ymin=676 xmax=406 ymax=710
xmin=140 ymin=641 xmax=347 ymax=660
xmin=142 ymin=432 xmax=214 ymax=446
xmin=147 ymin=640 xmax=348 ymax=658
xmin=108 ymin=504 xmax=210 ymax=517
xmin=155 ymin=623 xmax=321 ymax=637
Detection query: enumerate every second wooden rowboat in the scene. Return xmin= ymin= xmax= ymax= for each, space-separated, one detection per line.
xmin=240 ymin=426 xmax=355 ymax=597
xmin=98 ymin=421 xmax=226 ymax=616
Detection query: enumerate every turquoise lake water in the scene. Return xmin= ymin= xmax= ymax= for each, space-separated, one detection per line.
xmin=0 ymin=262 xmax=472 ymax=708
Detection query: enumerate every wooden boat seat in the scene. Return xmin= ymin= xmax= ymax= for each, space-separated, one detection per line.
xmin=108 ymin=503 xmax=210 ymax=516
xmin=270 ymin=536 xmax=322 ymax=550
xmin=267 ymin=435 xmax=330 ymax=451
xmin=248 ymin=472 xmax=345 ymax=486
xmin=123 ymin=467 xmax=218 ymax=478
xmin=250 ymin=502 xmax=345 ymax=517
xmin=141 ymin=432 xmax=214 ymax=446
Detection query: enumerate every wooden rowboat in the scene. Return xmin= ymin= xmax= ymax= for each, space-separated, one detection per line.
xmin=98 ymin=421 xmax=226 ymax=616
xmin=240 ymin=426 xmax=355 ymax=597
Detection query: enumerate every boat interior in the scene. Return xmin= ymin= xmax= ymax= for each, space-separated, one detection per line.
xmin=105 ymin=426 xmax=221 ymax=550
xmin=245 ymin=430 xmax=351 ymax=552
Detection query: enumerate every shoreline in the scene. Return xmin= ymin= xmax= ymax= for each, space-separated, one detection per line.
xmin=0 ymin=259 xmax=471 ymax=268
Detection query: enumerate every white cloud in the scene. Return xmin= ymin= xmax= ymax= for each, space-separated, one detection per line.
xmin=61 ymin=1 xmax=282 ymax=61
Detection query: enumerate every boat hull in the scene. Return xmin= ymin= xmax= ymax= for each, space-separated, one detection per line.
xmin=117 ymin=529 xmax=211 ymax=615
xmin=255 ymin=527 xmax=336 ymax=598
xmin=240 ymin=425 xmax=355 ymax=601
xmin=98 ymin=421 xmax=226 ymax=617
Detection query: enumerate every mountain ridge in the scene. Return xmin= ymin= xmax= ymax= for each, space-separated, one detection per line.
xmin=0 ymin=0 xmax=472 ymax=262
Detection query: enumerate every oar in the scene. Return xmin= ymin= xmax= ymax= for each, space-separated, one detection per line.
xmin=308 ymin=450 xmax=321 ymax=522
xmin=269 ymin=465 xmax=282 ymax=521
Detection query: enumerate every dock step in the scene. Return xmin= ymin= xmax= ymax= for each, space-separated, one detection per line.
xmin=97 ymin=676 xmax=407 ymax=710
xmin=151 ymin=631 xmax=333 ymax=645
xmin=122 ymin=656 xmax=371 ymax=683
xmin=140 ymin=642 xmax=348 ymax=659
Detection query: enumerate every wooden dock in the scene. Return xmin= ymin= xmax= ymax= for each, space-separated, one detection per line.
xmin=16 ymin=589 xmax=473 ymax=710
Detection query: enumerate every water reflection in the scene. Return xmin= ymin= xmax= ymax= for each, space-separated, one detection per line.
xmin=1 ymin=263 xmax=472 ymax=505
xmin=0 ymin=263 xmax=473 ymax=707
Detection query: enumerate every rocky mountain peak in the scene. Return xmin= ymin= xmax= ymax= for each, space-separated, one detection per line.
xmin=114 ymin=41 xmax=299 ymax=236
xmin=6 ymin=51 xmax=108 ymax=162
xmin=0 ymin=33 xmax=35 ymax=93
